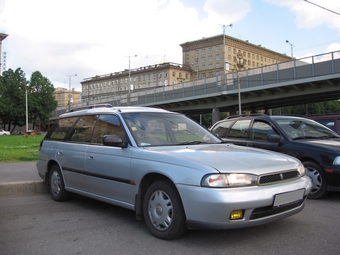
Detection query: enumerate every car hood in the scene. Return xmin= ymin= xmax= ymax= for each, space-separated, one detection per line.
xmin=142 ymin=143 xmax=300 ymax=174
xmin=293 ymin=138 xmax=340 ymax=153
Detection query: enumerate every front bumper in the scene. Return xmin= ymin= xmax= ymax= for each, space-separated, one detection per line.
xmin=177 ymin=176 xmax=312 ymax=230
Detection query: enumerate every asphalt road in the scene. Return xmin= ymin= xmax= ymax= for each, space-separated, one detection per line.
xmin=1 ymin=192 xmax=339 ymax=255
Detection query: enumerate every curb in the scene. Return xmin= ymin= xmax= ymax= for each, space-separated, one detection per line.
xmin=0 ymin=181 xmax=47 ymax=196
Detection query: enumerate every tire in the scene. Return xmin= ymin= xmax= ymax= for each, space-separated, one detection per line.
xmin=304 ymin=161 xmax=328 ymax=199
xmin=49 ymin=165 xmax=71 ymax=201
xmin=143 ymin=180 xmax=187 ymax=240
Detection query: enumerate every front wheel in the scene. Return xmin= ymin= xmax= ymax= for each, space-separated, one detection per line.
xmin=304 ymin=161 xmax=328 ymax=199
xmin=143 ymin=180 xmax=187 ymax=240
xmin=49 ymin=165 xmax=71 ymax=201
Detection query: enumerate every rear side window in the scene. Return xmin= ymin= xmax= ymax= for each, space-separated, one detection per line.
xmin=212 ymin=121 xmax=234 ymax=138
xmin=91 ymin=115 xmax=125 ymax=144
xmin=227 ymin=120 xmax=251 ymax=139
xmin=47 ymin=117 xmax=79 ymax=140
xmin=69 ymin=115 xmax=98 ymax=143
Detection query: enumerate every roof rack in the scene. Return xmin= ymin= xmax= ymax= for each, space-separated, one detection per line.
xmin=69 ymin=103 xmax=113 ymax=112
xmin=225 ymin=113 xmax=267 ymax=119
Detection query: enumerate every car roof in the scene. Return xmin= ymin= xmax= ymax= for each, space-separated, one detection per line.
xmin=59 ymin=106 xmax=172 ymax=118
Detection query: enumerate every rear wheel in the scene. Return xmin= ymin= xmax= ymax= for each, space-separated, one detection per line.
xmin=143 ymin=180 xmax=187 ymax=240
xmin=49 ymin=165 xmax=71 ymax=201
xmin=304 ymin=161 xmax=328 ymax=199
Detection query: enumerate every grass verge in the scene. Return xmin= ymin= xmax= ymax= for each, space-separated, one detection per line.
xmin=0 ymin=135 xmax=44 ymax=162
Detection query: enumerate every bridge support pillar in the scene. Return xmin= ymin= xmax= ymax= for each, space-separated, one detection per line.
xmin=212 ymin=108 xmax=220 ymax=125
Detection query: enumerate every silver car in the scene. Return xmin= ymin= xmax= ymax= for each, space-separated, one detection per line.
xmin=37 ymin=106 xmax=312 ymax=239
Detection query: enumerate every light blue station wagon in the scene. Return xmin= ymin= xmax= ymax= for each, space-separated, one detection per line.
xmin=37 ymin=106 xmax=312 ymax=239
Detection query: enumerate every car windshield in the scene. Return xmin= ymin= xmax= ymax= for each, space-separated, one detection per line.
xmin=275 ymin=118 xmax=340 ymax=140
xmin=122 ymin=112 xmax=221 ymax=146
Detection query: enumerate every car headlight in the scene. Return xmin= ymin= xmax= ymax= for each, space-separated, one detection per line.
xmin=201 ymin=173 xmax=257 ymax=188
xmin=297 ymin=164 xmax=305 ymax=177
xmin=333 ymin=156 xmax=340 ymax=165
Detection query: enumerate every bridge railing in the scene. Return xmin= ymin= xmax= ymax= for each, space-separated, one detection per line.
xmin=58 ymin=50 xmax=340 ymax=115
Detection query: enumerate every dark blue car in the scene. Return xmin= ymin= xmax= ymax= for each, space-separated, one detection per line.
xmin=211 ymin=115 xmax=340 ymax=199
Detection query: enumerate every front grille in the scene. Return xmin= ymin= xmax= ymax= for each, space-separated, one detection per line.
xmin=250 ymin=196 xmax=306 ymax=220
xmin=259 ymin=170 xmax=299 ymax=185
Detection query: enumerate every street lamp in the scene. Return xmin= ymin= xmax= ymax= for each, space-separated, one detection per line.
xmin=126 ymin=54 xmax=137 ymax=105
xmin=235 ymin=51 xmax=246 ymax=115
xmin=220 ymin=24 xmax=233 ymax=86
xmin=286 ymin=40 xmax=294 ymax=58
xmin=66 ymin=74 xmax=77 ymax=111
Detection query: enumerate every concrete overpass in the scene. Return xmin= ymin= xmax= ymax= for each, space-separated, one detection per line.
xmin=52 ymin=50 xmax=340 ymax=121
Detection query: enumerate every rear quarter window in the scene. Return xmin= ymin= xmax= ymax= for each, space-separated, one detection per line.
xmin=47 ymin=117 xmax=79 ymax=140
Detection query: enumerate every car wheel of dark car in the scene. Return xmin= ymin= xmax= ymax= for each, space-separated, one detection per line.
xmin=49 ymin=165 xmax=71 ymax=201
xmin=304 ymin=161 xmax=328 ymax=199
xmin=143 ymin=180 xmax=187 ymax=240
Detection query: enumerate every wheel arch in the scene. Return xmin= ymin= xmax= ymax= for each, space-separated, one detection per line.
xmin=134 ymin=173 xmax=183 ymax=220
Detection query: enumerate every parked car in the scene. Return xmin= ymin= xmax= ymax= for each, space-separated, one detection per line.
xmin=0 ymin=129 xmax=10 ymax=136
xmin=37 ymin=107 xmax=311 ymax=239
xmin=210 ymin=114 xmax=340 ymax=199
xmin=308 ymin=114 xmax=340 ymax=133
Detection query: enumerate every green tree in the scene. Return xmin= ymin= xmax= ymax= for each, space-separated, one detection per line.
xmin=28 ymin=71 xmax=58 ymax=129
xmin=0 ymin=69 xmax=58 ymax=131
xmin=0 ymin=68 xmax=27 ymax=131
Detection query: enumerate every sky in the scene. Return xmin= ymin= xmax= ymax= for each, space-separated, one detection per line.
xmin=1 ymin=0 xmax=340 ymax=91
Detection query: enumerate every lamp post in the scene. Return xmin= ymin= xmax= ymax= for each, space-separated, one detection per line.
xmin=286 ymin=40 xmax=294 ymax=58
xmin=66 ymin=74 xmax=77 ymax=111
xmin=235 ymin=51 xmax=246 ymax=115
xmin=126 ymin=54 xmax=137 ymax=105
xmin=220 ymin=24 xmax=233 ymax=86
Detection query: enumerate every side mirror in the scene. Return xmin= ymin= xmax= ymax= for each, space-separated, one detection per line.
xmin=267 ymin=134 xmax=285 ymax=144
xmin=103 ymin=135 xmax=128 ymax=148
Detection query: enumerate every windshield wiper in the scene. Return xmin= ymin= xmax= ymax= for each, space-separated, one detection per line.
xmin=292 ymin=136 xmax=320 ymax=140
xmin=176 ymin=141 xmax=207 ymax=145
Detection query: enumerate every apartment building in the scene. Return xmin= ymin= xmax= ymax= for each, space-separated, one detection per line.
xmin=80 ymin=34 xmax=291 ymax=104
xmin=54 ymin=87 xmax=81 ymax=107
xmin=81 ymin=62 xmax=192 ymax=103
xmin=180 ymin=34 xmax=291 ymax=79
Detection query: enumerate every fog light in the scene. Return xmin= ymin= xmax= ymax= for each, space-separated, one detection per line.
xmin=230 ymin=210 xmax=244 ymax=220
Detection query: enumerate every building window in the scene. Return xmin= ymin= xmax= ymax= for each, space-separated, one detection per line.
xmin=159 ymin=73 xmax=162 ymax=78
xmin=202 ymin=57 xmax=206 ymax=62
xmin=209 ymin=47 xmax=212 ymax=53
xmin=148 ymin=74 xmax=151 ymax=80
xmin=195 ymin=58 xmax=199 ymax=63
xmin=209 ymin=72 xmax=213 ymax=77
xmin=164 ymin=72 xmax=168 ymax=78
xmin=153 ymin=73 xmax=156 ymax=79
xmin=185 ymin=73 xmax=189 ymax=79
xmin=209 ymin=56 xmax=212 ymax=61
xmin=216 ymin=54 xmax=220 ymax=60
xmin=202 ymin=65 xmax=206 ymax=70
xmin=202 ymin=73 xmax=206 ymax=78
xmin=172 ymin=71 xmax=176 ymax=77
xmin=216 ymin=46 xmax=220 ymax=52
xmin=216 ymin=71 xmax=220 ymax=76
xmin=216 ymin=63 xmax=220 ymax=68
xmin=202 ymin=48 xmax=206 ymax=54
xmin=228 ymin=47 xmax=231 ymax=52
xmin=209 ymin=64 xmax=213 ymax=69
xmin=179 ymin=73 xmax=182 ymax=78
xmin=195 ymin=50 xmax=199 ymax=56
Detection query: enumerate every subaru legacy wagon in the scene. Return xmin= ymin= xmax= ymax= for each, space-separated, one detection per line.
xmin=37 ymin=107 xmax=312 ymax=239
